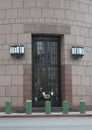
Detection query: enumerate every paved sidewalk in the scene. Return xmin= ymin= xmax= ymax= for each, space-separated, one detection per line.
xmin=1 ymin=116 xmax=92 ymax=130
xmin=0 ymin=111 xmax=92 ymax=118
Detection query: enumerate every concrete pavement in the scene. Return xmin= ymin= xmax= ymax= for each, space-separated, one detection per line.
xmin=0 ymin=111 xmax=92 ymax=130
xmin=0 ymin=117 xmax=92 ymax=130
xmin=0 ymin=111 xmax=92 ymax=118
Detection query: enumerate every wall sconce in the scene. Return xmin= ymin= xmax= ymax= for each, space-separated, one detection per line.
xmin=10 ymin=45 xmax=24 ymax=58
xmin=72 ymin=46 xmax=84 ymax=58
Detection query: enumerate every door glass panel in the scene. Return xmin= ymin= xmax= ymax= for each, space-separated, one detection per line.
xmin=48 ymin=41 xmax=58 ymax=64
xmin=48 ymin=66 xmax=59 ymax=103
xmin=34 ymin=67 xmax=46 ymax=102
xmin=35 ymin=41 xmax=45 ymax=64
xmin=32 ymin=36 xmax=61 ymax=107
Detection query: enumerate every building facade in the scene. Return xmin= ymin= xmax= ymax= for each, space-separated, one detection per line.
xmin=0 ymin=0 xmax=92 ymax=111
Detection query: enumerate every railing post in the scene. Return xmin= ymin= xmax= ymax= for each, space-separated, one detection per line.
xmin=45 ymin=101 xmax=51 ymax=114
xmin=5 ymin=101 xmax=11 ymax=114
xmin=26 ymin=100 xmax=32 ymax=114
xmin=63 ymin=100 xmax=69 ymax=114
xmin=80 ymin=100 xmax=86 ymax=114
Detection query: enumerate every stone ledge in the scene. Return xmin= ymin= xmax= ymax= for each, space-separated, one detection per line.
xmin=24 ymin=23 xmax=71 ymax=34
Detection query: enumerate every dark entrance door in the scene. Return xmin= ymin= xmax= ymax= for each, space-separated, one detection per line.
xmin=32 ymin=36 xmax=61 ymax=107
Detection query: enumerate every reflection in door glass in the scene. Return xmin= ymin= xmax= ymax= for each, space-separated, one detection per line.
xmin=35 ymin=41 xmax=45 ymax=64
xmin=48 ymin=41 xmax=58 ymax=64
xmin=33 ymin=37 xmax=61 ymax=107
xmin=34 ymin=67 xmax=46 ymax=102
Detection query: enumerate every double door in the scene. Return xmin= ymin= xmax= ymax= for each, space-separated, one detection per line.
xmin=32 ymin=36 xmax=61 ymax=107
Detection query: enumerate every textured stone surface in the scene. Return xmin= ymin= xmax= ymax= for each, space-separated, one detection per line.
xmin=0 ymin=0 xmax=92 ymax=109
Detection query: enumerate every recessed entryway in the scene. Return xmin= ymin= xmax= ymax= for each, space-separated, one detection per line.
xmin=32 ymin=36 xmax=61 ymax=107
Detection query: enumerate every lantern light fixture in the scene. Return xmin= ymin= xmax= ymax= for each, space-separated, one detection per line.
xmin=10 ymin=45 xmax=24 ymax=58
xmin=72 ymin=46 xmax=84 ymax=58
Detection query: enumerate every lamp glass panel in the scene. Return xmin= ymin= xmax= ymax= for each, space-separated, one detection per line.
xmin=72 ymin=47 xmax=76 ymax=55
xmin=19 ymin=46 xmax=22 ymax=54
xmin=14 ymin=46 xmax=17 ymax=54
xmin=16 ymin=46 xmax=20 ymax=54
xmin=79 ymin=48 xmax=82 ymax=55
xmin=77 ymin=47 xmax=80 ymax=55
xmin=10 ymin=46 xmax=15 ymax=54
xmin=21 ymin=46 xmax=24 ymax=54
xmin=10 ymin=46 xmax=12 ymax=54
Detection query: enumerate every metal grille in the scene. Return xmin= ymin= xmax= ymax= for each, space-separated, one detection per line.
xmin=32 ymin=36 xmax=61 ymax=107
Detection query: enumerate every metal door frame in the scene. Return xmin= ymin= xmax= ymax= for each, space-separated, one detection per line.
xmin=32 ymin=35 xmax=61 ymax=107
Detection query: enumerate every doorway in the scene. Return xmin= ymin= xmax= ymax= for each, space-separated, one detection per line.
xmin=32 ymin=36 xmax=61 ymax=107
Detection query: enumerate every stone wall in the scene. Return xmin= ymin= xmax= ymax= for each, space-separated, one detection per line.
xmin=0 ymin=0 xmax=92 ymax=109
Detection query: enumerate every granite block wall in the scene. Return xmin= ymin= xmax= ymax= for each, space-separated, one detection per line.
xmin=0 ymin=0 xmax=92 ymax=110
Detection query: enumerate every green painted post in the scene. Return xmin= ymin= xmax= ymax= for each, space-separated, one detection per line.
xmin=63 ymin=100 xmax=69 ymax=114
xmin=80 ymin=100 xmax=86 ymax=114
xmin=45 ymin=101 xmax=51 ymax=114
xmin=5 ymin=101 xmax=11 ymax=114
xmin=26 ymin=100 xmax=32 ymax=114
